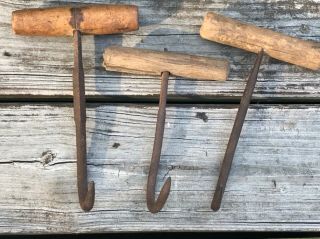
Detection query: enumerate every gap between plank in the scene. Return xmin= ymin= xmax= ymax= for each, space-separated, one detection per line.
xmin=0 ymin=95 xmax=320 ymax=105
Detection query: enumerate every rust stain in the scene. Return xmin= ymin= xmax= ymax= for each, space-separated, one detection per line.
xmin=69 ymin=7 xmax=84 ymax=30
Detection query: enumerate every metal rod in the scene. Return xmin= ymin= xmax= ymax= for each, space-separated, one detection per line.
xmin=73 ymin=29 xmax=95 ymax=212
xmin=211 ymin=49 xmax=264 ymax=211
xmin=146 ymin=71 xmax=171 ymax=213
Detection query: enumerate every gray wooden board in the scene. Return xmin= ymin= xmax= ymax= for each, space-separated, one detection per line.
xmin=0 ymin=103 xmax=320 ymax=233
xmin=0 ymin=0 xmax=320 ymax=100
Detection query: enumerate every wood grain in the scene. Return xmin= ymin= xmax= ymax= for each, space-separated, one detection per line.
xmin=3 ymin=0 xmax=320 ymax=234
xmin=103 ymin=46 xmax=229 ymax=81
xmin=1 ymin=0 xmax=320 ymax=99
xmin=12 ymin=5 xmax=139 ymax=36
xmin=200 ymin=12 xmax=320 ymax=70
xmin=0 ymin=103 xmax=320 ymax=233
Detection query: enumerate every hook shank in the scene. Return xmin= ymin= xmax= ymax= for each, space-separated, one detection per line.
xmin=211 ymin=50 xmax=264 ymax=211
xmin=73 ymin=30 xmax=95 ymax=212
xmin=146 ymin=71 xmax=171 ymax=213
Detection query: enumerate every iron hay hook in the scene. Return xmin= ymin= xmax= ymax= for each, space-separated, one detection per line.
xmin=12 ymin=5 xmax=139 ymax=212
xmin=146 ymin=71 xmax=172 ymax=214
xmin=73 ymin=29 xmax=95 ymax=212
xmin=211 ymin=49 xmax=264 ymax=211
xmin=102 ymin=46 xmax=230 ymax=213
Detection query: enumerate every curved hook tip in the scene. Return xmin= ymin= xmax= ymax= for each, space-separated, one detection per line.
xmin=160 ymin=177 xmax=171 ymax=199
xmin=148 ymin=177 xmax=171 ymax=214
xmin=80 ymin=181 xmax=95 ymax=212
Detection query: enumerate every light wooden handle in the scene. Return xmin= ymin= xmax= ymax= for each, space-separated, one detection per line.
xmin=12 ymin=5 xmax=139 ymax=36
xmin=103 ymin=46 xmax=229 ymax=81
xmin=200 ymin=12 xmax=320 ymax=70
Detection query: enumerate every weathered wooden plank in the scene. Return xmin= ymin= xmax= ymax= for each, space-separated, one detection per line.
xmin=0 ymin=103 xmax=320 ymax=233
xmin=0 ymin=0 xmax=320 ymax=99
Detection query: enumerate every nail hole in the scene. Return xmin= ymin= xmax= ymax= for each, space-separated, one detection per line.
xmin=112 ymin=143 xmax=120 ymax=149
xmin=299 ymin=24 xmax=310 ymax=34
xmin=3 ymin=51 xmax=11 ymax=57
xmin=40 ymin=150 xmax=56 ymax=165
xmin=272 ymin=179 xmax=277 ymax=188
xmin=196 ymin=112 xmax=208 ymax=122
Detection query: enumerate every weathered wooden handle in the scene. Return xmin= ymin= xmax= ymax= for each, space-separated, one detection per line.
xmin=12 ymin=5 xmax=139 ymax=36
xmin=103 ymin=46 xmax=229 ymax=81
xmin=200 ymin=12 xmax=320 ymax=70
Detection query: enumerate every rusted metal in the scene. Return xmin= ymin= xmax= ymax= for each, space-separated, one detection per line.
xmin=146 ymin=71 xmax=172 ymax=214
xmin=211 ymin=49 xmax=264 ymax=211
xmin=70 ymin=7 xmax=83 ymax=29
xmin=73 ymin=29 xmax=95 ymax=212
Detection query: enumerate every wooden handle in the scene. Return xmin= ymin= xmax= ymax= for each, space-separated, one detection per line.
xmin=200 ymin=12 xmax=320 ymax=70
xmin=12 ymin=5 xmax=139 ymax=36
xmin=103 ymin=46 xmax=229 ymax=81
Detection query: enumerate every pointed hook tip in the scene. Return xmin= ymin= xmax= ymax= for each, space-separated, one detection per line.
xmin=162 ymin=176 xmax=171 ymax=193
xmin=147 ymin=177 xmax=171 ymax=214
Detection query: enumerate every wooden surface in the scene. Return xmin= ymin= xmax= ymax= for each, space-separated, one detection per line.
xmin=103 ymin=46 xmax=229 ymax=81
xmin=0 ymin=104 xmax=320 ymax=233
xmin=12 ymin=5 xmax=139 ymax=36
xmin=0 ymin=0 xmax=320 ymax=100
xmin=200 ymin=12 xmax=320 ymax=70
xmin=0 ymin=0 xmax=320 ymax=234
